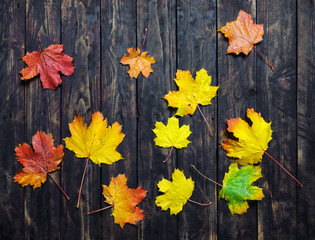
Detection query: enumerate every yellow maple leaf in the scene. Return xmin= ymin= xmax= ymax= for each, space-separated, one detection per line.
xmin=153 ymin=116 xmax=191 ymax=149
xmin=164 ymin=69 xmax=219 ymax=117
xmin=221 ymin=108 xmax=272 ymax=165
xmin=102 ymin=174 xmax=147 ymax=228
xmin=155 ymin=169 xmax=194 ymax=215
xmin=120 ymin=48 xmax=156 ymax=78
xmin=64 ymin=111 xmax=125 ymax=165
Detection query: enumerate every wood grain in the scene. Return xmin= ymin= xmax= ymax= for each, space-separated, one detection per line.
xmin=217 ymin=1 xmax=258 ymax=239
xmin=137 ymin=0 xmax=177 ymax=239
xmin=257 ymin=1 xmax=297 ymax=239
xmin=0 ymin=0 xmax=25 ymax=239
xmin=61 ymin=1 xmax=101 ymax=239
xmin=297 ymin=0 xmax=315 ymax=239
xmin=177 ymin=1 xmax=217 ymax=239
xmin=101 ymin=0 xmax=138 ymax=239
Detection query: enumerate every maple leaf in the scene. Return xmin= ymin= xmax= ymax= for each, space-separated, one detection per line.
xmin=152 ymin=116 xmax=191 ymax=162
xmin=219 ymin=163 xmax=264 ymax=215
xmin=219 ymin=10 xmax=264 ymax=55
xmin=164 ymin=69 xmax=219 ymax=117
xmin=156 ymin=169 xmax=194 ymax=215
xmin=64 ymin=111 xmax=125 ymax=165
xmin=20 ymin=44 xmax=74 ymax=89
xmin=14 ymin=131 xmax=69 ymax=199
xmin=101 ymin=174 xmax=147 ymax=228
xmin=219 ymin=10 xmax=274 ymax=70
xmin=120 ymin=48 xmax=156 ymax=78
xmin=64 ymin=111 xmax=125 ymax=207
xmin=221 ymin=108 xmax=272 ymax=165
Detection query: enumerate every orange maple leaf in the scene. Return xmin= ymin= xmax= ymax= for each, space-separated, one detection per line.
xmin=219 ymin=10 xmax=264 ymax=55
xmin=120 ymin=48 xmax=156 ymax=78
xmin=102 ymin=174 xmax=147 ymax=228
xmin=14 ymin=131 xmax=69 ymax=199
xmin=20 ymin=44 xmax=74 ymax=89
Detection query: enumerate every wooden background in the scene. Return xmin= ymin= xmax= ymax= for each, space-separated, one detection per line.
xmin=0 ymin=0 xmax=314 ymax=239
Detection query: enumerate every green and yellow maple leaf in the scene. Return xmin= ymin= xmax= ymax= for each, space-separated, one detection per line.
xmin=164 ymin=69 xmax=219 ymax=117
xmin=221 ymin=108 xmax=272 ymax=165
xmin=155 ymin=169 xmax=194 ymax=215
xmin=219 ymin=163 xmax=264 ymax=215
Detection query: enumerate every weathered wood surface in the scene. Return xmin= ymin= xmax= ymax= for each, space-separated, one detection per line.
xmin=0 ymin=0 xmax=314 ymax=239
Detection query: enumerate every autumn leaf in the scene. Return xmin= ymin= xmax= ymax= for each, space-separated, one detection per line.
xmin=152 ymin=116 xmax=191 ymax=162
xmin=20 ymin=44 xmax=74 ymax=89
xmin=88 ymin=174 xmax=147 ymax=228
xmin=120 ymin=48 xmax=156 ymax=78
xmin=164 ymin=69 xmax=218 ymax=117
xmin=219 ymin=10 xmax=274 ymax=70
xmin=15 ymin=131 xmax=69 ymax=199
xmin=221 ymin=108 xmax=302 ymax=187
xmin=221 ymin=108 xmax=272 ymax=165
xmin=156 ymin=169 xmax=194 ymax=215
xmin=64 ymin=111 xmax=125 ymax=207
xmin=219 ymin=163 xmax=264 ymax=215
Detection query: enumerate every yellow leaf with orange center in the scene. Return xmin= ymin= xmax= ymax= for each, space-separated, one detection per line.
xmin=221 ymin=108 xmax=272 ymax=165
xmin=64 ymin=111 xmax=125 ymax=165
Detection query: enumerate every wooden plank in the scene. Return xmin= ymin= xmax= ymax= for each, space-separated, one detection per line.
xmin=0 ymin=1 xmax=25 ymax=239
xmin=24 ymin=1 xmax=61 ymax=239
xmin=297 ymin=0 xmax=315 ymax=239
xmin=60 ymin=1 xmax=101 ymax=239
xmin=256 ymin=1 xmax=297 ymax=239
xmin=217 ymin=1 xmax=258 ymax=239
xmin=100 ymin=0 xmax=138 ymax=239
xmin=176 ymin=1 xmax=217 ymax=239
xmin=136 ymin=0 xmax=177 ymax=239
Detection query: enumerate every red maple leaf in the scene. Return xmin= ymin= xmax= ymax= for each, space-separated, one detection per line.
xmin=20 ymin=44 xmax=74 ymax=89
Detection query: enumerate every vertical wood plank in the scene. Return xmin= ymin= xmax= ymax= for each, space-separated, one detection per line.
xmin=0 ymin=0 xmax=25 ymax=239
xmin=297 ymin=0 xmax=315 ymax=239
xmin=137 ymin=0 xmax=177 ymax=239
xmin=61 ymin=0 xmax=101 ymax=239
xmin=25 ymin=0 xmax=61 ymax=239
xmin=256 ymin=1 xmax=297 ymax=239
xmin=217 ymin=1 xmax=258 ymax=239
xmin=100 ymin=0 xmax=138 ymax=239
xmin=176 ymin=1 xmax=217 ymax=239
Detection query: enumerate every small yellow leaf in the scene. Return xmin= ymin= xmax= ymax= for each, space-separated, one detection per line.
xmin=155 ymin=169 xmax=194 ymax=215
xmin=152 ymin=116 xmax=191 ymax=149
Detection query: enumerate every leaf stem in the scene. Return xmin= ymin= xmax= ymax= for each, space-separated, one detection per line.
xmin=197 ymin=105 xmax=213 ymax=137
xmin=263 ymin=151 xmax=302 ymax=187
xmin=76 ymin=157 xmax=90 ymax=208
xmin=27 ymin=18 xmax=43 ymax=51
xmin=187 ymin=198 xmax=212 ymax=206
xmin=47 ymin=173 xmax=70 ymax=200
xmin=253 ymin=45 xmax=274 ymax=71
xmin=139 ymin=28 xmax=148 ymax=53
xmin=163 ymin=146 xmax=173 ymax=162
xmin=191 ymin=165 xmax=223 ymax=187
xmin=87 ymin=204 xmax=114 ymax=215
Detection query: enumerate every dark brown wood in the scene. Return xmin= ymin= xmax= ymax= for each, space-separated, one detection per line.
xmin=100 ymin=0 xmax=138 ymax=239
xmin=297 ymin=0 xmax=315 ymax=239
xmin=177 ymin=1 xmax=217 ymax=239
xmin=60 ymin=1 xmax=101 ymax=239
xmin=137 ymin=0 xmax=177 ymax=239
xmin=24 ymin=1 xmax=61 ymax=239
xmin=0 ymin=1 xmax=314 ymax=239
xmin=0 ymin=1 xmax=25 ymax=239
xmin=256 ymin=1 xmax=297 ymax=239
xmin=217 ymin=1 xmax=258 ymax=240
